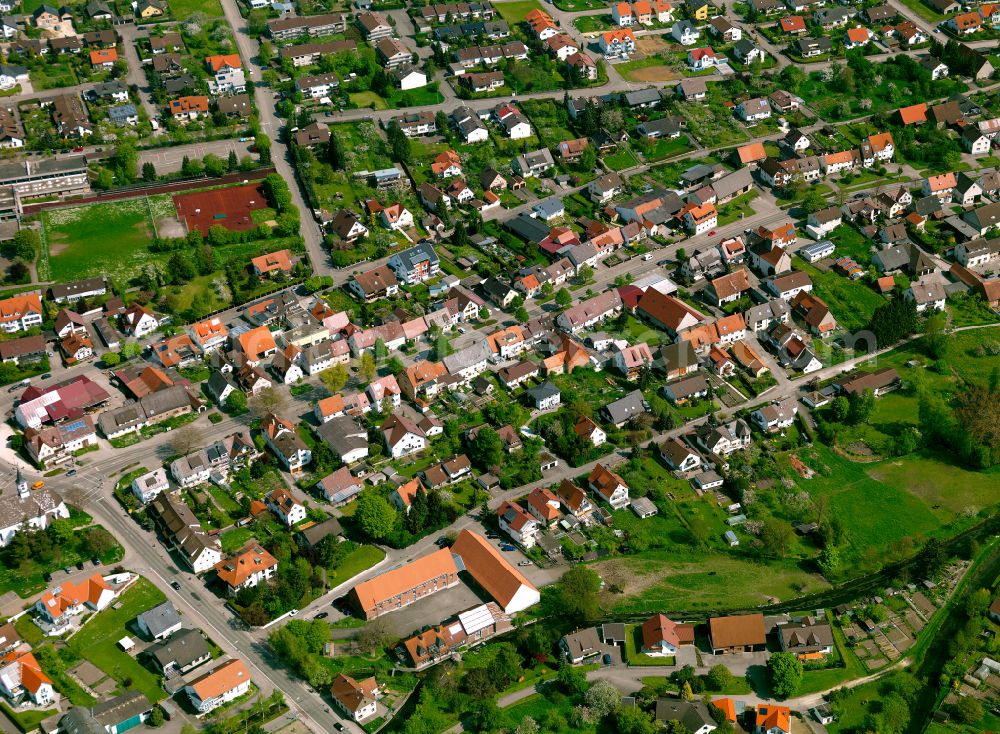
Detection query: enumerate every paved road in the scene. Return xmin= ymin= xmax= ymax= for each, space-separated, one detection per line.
xmin=219 ymin=0 xmax=334 ymax=278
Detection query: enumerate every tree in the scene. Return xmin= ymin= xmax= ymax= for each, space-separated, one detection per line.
xmin=549 ymin=566 xmax=603 ymax=624
xmin=616 ymin=707 xmax=657 ymax=734
xmin=84 ymin=527 xmax=117 ymax=558
xmin=681 ymin=681 xmax=693 ymax=701
xmin=327 ymin=134 xmax=345 ymax=169
xmin=830 ymin=396 xmax=850 ymax=422
xmin=102 ymin=351 xmax=121 ymax=367
xmin=147 ymin=707 xmax=164 ymax=727
xmin=358 ymin=351 xmax=377 ymax=383
xmin=468 ymin=700 xmax=502 ymax=732
xmin=469 ymin=427 xmax=504 ymax=470
xmin=170 ymin=424 xmax=204 ymax=457
xmin=953 ymin=695 xmax=983 ymax=723
xmin=355 ymin=490 xmax=397 ymax=540
xmin=848 ymin=388 xmax=876 ymax=424
xmin=8 ymin=229 xmax=40 ymax=261
xmin=584 ymin=680 xmax=621 ymax=717
xmin=706 ymin=664 xmax=734 ymax=691
xmin=555 ymin=288 xmax=572 ymax=307
xmin=767 ymin=652 xmax=803 ymax=698
xmin=514 ymin=717 xmax=539 ymax=734
xmin=249 ymin=387 xmax=287 ymax=417
xmin=255 ymin=134 xmax=272 ymax=165
xmin=320 ymin=363 xmax=349 ymax=393
xmin=514 ymin=306 xmax=529 ymax=322
xmin=225 ymin=390 xmax=248 ymax=415
xmin=760 ymin=518 xmax=793 ymax=556
xmin=557 ymin=664 xmax=589 ymax=696
xmin=142 ymin=162 xmax=157 ymax=181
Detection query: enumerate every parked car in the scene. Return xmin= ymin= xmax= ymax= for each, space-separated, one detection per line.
xmin=314 ymin=612 xmax=329 ymax=620
xmin=91 ymin=557 xmax=101 ymax=566
xmin=171 ymin=581 xmax=181 ymax=590
xmin=602 ymin=654 xmax=612 ymax=666
xmin=518 ymin=561 xmax=532 ymax=567
xmin=66 ymin=469 xmax=77 ymax=476
xmin=43 ymin=572 xmax=52 ymax=582
xmin=500 ymin=543 xmax=516 ymax=551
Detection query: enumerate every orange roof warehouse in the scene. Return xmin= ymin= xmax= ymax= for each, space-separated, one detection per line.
xmin=347 ymin=530 xmax=540 ymax=619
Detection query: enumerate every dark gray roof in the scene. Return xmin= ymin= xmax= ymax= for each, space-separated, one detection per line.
xmin=298 ymin=516 xmax=343 ymax=545
xmin=526 ymin=381 xmax=560 ymax=403
xmin=136 ymin=600 xmax=181 ymax=638
xmin=506 ymin=212 xmax=551 ymax=243
xmin=622 ymin=88 xmax=661 ymax=107
xmin=655 ymin=700 xmax=716 ymax=730
xmin=603 ymin=389 xmax=647 ymax=425
xmin=148 ymin=628 xmax=211 ymax=670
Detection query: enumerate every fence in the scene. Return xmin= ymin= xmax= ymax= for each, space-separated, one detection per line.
xmin=20 ymin=167 xmax=278 ymax=216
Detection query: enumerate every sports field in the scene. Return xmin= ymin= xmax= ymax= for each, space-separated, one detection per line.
xmin=40 ymin=196 xmax=177 ymax=283
xmin=173 ymin=183 xmax=268 ymax=235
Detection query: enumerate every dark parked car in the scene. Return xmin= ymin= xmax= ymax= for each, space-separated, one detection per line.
xmin=66 ymin=469 xmax=77 ymax=476
xmin=500 ymin=543 xmax=516 ymax=552
xmin=43 ymin=573 xmax=52 ymax=582
xmin=435 ymin=536 xmax=452 ymax=548
xmin=75 ymin=562 xmax=84 ymax=570
xmin=602 ymin=654 xmax=612 ymax=666
xmin=314 ymin=612 xmax=329 ymax=620
xmin=91 ymin=558 xmax=101 ymax=566
xmin=171 ymin=581 xmax=181 ymax=591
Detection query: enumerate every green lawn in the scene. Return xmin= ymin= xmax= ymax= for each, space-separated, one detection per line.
xmin=331 ymin=544 xmax=385 ymax=585
xmin=643 ymin=135 xmax=693 ymax=161
xmin=494 ymin=0 xmax=547 ymax=22
xmin=41 ymin=196 xmax=173 ymax=283
xmin=573 ymin=14 xmax=613 ymax=32
xmin=603 ymin=148 xmax=641 ymax=171
xmin=349 ymin=92 xmax=388 ymax=110
xmin=221 ymin=527 xmax=255 ymax=554
xmin=66 ymin=577 xmax=169 ymax=703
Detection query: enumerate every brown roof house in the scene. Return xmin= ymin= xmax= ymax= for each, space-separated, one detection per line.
xmin=709 ymin=613 xmax=766 ymax=653
xmin=640 ymin=614 xmax=695 ymax=656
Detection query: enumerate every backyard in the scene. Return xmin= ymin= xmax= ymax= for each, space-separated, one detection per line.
xmin=66 ymin=576 xmax=169 ymax=703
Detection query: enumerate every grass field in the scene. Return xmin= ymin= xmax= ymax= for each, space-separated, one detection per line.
xmin=170 ymin=0 xmax=223 ymax=17
xmin=495 ymin=0 xmax=547 ymax=22
xmin=66 ymin=577 xmax=168 ymax=703
xmin=41 ymin=197 xmax=171 ymax=283
xmin=593 ymin=549 xmax=831 ymax=613
xmin=868 ymin=453 xmax=1000 ymax=519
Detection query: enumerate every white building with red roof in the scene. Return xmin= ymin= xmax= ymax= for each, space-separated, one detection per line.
xmin=497 ymin=501 xmax=539 ymax=548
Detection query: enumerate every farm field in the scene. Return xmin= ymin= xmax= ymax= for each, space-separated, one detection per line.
xmin=40 ymin=196 xmax=175 ymax=283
